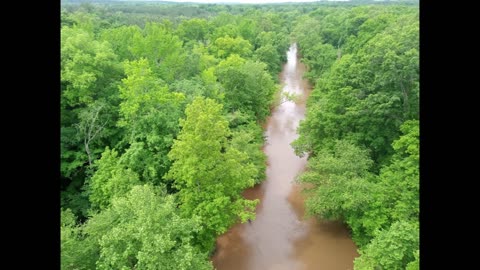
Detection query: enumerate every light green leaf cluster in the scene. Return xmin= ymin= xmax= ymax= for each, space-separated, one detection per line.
xmin=117 ymin=58 xmax=185 ymax=183
xmin=211 ymin=36 xmax=253 ymax=59
xmin=130 ymin=22 xmax=187 ymax=83
xmin=61 ymin=208 xmax=99 ymax=270
xmin=354 ymin=221 xmax=419 ymax=270
xmin=167 ymin=97 xmax=258 ymax=250
xmin=61 ymin=26 xmax=118 ymax=107
xmin=88 ymin=147 xmax=140 ymax=210
xmin=85 ymin=185 xmax=213 ymax=270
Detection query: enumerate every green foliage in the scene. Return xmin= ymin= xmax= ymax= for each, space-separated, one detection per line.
xmin=166 ymin=97 xmax=258 ymax=251
xmin=237 ymin=18 xmax=258 ymax=44
xmin=67 ymin=9 xmax=105 ymax=34
xmin=405 ymin=250 xmax=420 ymax=270
xmin=61 ymin=26 xmax=120 ymax=108
xmin=61 ymin=126 xmax=88 ymax=179
xmin=118 ymin=58 xmax=183 ymax=125
xmin=85 ymin=185 xmax=213 ymax=270
xmin=229 ymin=118 xmax=267 ymax=184
xmin=199 ymin=67 xmax=224 ymax=101
xmin=254 ymin=44 xmax=282 ymax=76
xmin=356 ymin=120 xmax=419 ymax=243
xmin=294 ymin=8 xmax=419 ymax=166
xmin=170 ymin=78 xmax=208 ymax=105
xmin=99 ymin=25 xmax=142 ymax=61
xmin=61 ymin=178 xmax=91 ymax=220
xmin=61 ymin=3 xmax=419 ymax=268
xmin=74 ymin=100 xmax=112 ymax=168
xmin=88 ymin=147 xmax=140 ymax=211
xmin=299 ymin=140 xmax=374 ymax=221
xmin=61 ymin=22 xmax=124 ymax=211
xmin=297 ymin=122 xmax=419 ymax=263
xmin=378 ymin=120 xmax=419 ymax=219
xmin=61 ymin=6 xmax=286 ymax=241
xmin=216 ymin=55 xmax=277 ymax=122
xmin=292 ymin=16 xmax=323 ymax=54
xmin=210 ymin=35 xmax=253 ymax=59
xmin=292 ymin=6 xmax=419 ymax=268
xmin=354 ymin=221 xmax=419 ymax=270
xmin=117 ymin=59 xmax=184 ymax=184
xmin=61 ymin=208 xmax=99 ymax=270
xmin=176 ymin=18 xmax=209 ymax=43
xmin=255 ymin=30 xmax=290 ymax=62
xmin=302 ymin=42 xmax=337 ymax=81
xmin=130 ymin=22 xmax=186 ymax=83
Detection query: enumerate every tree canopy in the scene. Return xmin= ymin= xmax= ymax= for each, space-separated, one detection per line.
xmin=166 ymin=97 xmax=258 ymax=250
xmin=292 ymin=6 xmax=419 ymax=268
xmin=61 ymin=2 xmax=418 ymax=269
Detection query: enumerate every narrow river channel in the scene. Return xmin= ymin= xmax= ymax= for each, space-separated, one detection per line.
xmin=212 ymin=43 xmax=359 ymax=270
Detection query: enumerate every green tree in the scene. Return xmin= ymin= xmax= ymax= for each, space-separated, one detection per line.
xmin=296 ymin=121 xmax=418 ymax=248
xmin=61 ymin=25 xmax=122 ymax=180
xmin=209 ymin=24 xmax=239 ymax=41
xmin=210 ymin=36 xmax=253 ymax=59
xmin=355 ymin=120 xmax=419 ymax=244
xmin=166 ymin=97 xmax=258 ymax=251
xmin=87 ymin=147 xmax=140 ymax=210
xmin=61 ymin=208 xmax=98 ymax=270
xmin=68 ymin=9 xmax=103 ymax=34
xmin=294 ymin=11 xmax=418 ymax=166
xmin=216 ymin=55 xmax=277 ymax=121
xmin=292 ymin=16 xmax=323 ymax=56
xmin=405 ymin=250 xmax=419 ymax=270
xmin=301 ymin=42 xmax=337 ymax=81
xmin=298 ymin=140 xmax=374 ymax=222
xmin=228 ymin=118 xmax=267 ymax=184
xmin=193 ymin=44 xmax=219 ymax=71
xmin=237 ymin=18 xmax=259 ymax=45
xmin=99 ymin=25 xmax=142 ymax=61
xmin=117 ymin=59 xmax=184 ymax=184
xmin=354 ymin=221 xmax=419 ymax=270
xmin=255 ymin=30 xmax=290 ymax=65
xmin=254 ymin=44 xmax=282 ymax=76
xmin=176 ymin=18 xmax=209 ymax=43
xmin=130 ymin=22 xmax=186 ymax=83
xmin=61 ymin=23 xmax=123 ymax=219
xmin=199 ymin=67 xmax=224 ymax=101
xmin=61 ymin=26 xmax=119 ymax=108
xmin=85 ymin=185 xmax=213 ymax=270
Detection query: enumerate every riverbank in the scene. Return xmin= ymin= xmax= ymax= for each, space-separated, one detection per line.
xmin=212 ymin=44 xmax=358 ymax=270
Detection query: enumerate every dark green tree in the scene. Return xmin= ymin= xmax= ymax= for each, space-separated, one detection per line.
xmin=216 ymin=55 xmax=277 ymax=121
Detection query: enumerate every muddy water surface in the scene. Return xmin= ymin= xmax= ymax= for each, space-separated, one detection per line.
xmin=212 ymin=44 xmax=359 ymax=270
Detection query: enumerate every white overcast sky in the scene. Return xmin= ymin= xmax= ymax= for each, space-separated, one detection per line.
xmin=162 ymin=0 xmax=329 ymax=3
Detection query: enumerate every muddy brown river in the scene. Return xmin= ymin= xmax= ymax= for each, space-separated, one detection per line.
xmin=212 ymin=44 xmax=359 ymax=270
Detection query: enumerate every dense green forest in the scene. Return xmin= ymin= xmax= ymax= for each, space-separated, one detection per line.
xmin=61 ymin=2 xmax=418 ymax=269
xmin=292 ymin=4 xmax=419 ymax=269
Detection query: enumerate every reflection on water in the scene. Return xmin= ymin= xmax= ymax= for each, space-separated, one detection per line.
xmin=212 ymin=44 xmax=359 ymax=270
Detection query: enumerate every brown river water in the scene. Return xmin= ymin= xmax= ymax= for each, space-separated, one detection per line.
xmin=211 ymin=44 xmax=359 ymax=270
